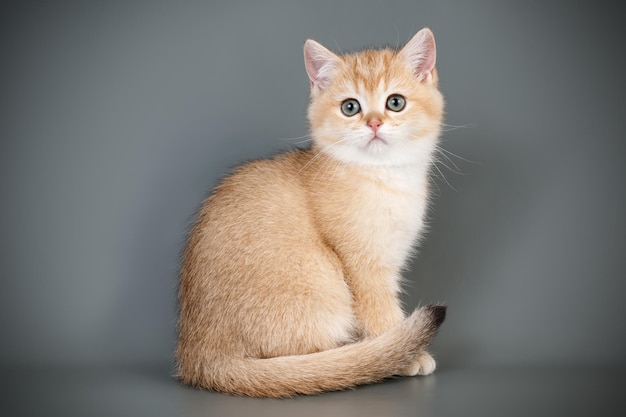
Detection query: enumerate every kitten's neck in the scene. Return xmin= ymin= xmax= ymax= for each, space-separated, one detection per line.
xmin=305 ymin=145 xmax=431 ymax=193
xmin=355 ymin=162 xmax=430 ymax=194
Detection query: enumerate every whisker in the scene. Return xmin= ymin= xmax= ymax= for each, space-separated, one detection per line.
xmin=312 ymin=151 xmax=336 ymax=184
xmin=433 ymin=154 xmax=463 ymax=176
xmin=440 ymin=122 xmax=479 ymax=132
xmin=405 ymin=130 xmax=476 ymax=191
xmin=431 ymin=162 xmax=457 ymax=192
xmin=435 ymin=147 xmax=464 ymax=174
xmin=297 ymin=148 xmax=327 ymax=175
xmin=428 ymin=169 xmax=443 ymax=196
xmin=296 ymin=135 xmax=350 ymax=175
xmin=278 ymin=133 xmax=314 ymax=145
xmin=437 ymin=146 xmax=478 ymax=164
xmin=309 ymin=139 xmax=351 ymax=183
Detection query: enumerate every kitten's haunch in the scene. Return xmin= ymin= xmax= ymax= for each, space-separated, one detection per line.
xmin=177 ymin=28 xmax=446 ymax=398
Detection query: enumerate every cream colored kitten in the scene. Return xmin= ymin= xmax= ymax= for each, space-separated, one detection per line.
xmin=177 ymin=28 xmax=446 ymax=397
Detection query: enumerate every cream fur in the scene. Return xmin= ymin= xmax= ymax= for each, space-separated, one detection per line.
xmin=177 ymin=28 xmax=446 ymax=398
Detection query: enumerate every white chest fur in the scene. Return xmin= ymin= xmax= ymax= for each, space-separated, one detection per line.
xmin=355 ymin=166 xmax=429 ymax=269
xmin=314 ymin=162 xmax=431 ymax=274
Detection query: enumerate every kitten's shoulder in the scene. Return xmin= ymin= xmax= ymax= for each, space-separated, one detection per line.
xmin=231 ymin=148 xmax=310 ymax=177
xmin=217 ymin=148 xmax=311 ymax=194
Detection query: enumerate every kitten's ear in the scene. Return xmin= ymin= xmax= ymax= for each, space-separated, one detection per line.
xmin=400 ymin=28 xmax=437 ymax=84
xmin=304 ymin=39 xmax=340 ymax=93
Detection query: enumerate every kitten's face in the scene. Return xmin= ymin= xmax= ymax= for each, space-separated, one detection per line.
xmin=304 ymin=29 xmax=444 ymax=168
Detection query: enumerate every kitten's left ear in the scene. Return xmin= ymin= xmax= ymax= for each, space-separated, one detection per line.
xmin=400 ymin=28 xmax=437 ymax=84
xmin=304 ymin=39 xmax=341 ymax=93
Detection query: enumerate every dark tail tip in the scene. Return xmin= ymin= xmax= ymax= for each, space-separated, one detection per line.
xmin=425 ymin=305 xmax=447 ymax=328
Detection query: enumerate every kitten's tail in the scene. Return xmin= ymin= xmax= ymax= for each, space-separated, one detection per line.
xmin=179 ymin=305 xmax=446 ymax=398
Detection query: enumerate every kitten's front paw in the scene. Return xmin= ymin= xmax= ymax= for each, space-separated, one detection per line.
xmin=405 ymin=352 xmax=437 ymax=376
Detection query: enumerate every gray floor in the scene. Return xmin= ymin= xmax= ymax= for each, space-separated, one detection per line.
xmin=2 ymin=364 xmax=622 ymax=417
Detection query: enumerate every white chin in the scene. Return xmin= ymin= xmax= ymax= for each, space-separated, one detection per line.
xmin=366 ymin=138 xmax=388 ymax=155
xmin=323 ymin=140 xmax=435 ymax=168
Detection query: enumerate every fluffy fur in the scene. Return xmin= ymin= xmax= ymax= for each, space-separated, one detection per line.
xmin=177 ymin=28 xmax=446 ymax=398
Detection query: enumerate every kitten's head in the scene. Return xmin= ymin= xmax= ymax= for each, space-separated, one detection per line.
xmin=304 ymin=28 xmax=444 ymax=168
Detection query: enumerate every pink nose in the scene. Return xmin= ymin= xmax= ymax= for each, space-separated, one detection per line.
xmin=367 ymin=119 xmax=382 ymax=133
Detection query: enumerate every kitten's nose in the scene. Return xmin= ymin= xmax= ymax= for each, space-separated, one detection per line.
xmin=367 ymin=119 xmax=382 ymax=133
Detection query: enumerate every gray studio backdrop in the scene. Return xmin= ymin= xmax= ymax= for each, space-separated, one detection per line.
xmin=1 ymin=0 xmax=624 ymax=370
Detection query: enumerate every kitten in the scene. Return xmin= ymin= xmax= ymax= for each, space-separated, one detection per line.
xmin=177 ymin=28 xmax=446 ymax=398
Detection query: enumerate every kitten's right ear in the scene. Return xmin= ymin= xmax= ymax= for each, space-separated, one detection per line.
xmin=304 ymin=39 xmax=340 ymax=93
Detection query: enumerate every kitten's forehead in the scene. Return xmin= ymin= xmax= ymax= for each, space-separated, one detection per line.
xmin=338 ymin=49 xmax=408 ymax=95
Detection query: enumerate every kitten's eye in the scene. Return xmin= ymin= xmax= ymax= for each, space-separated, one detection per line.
xmin=386 ymin=95 xmax=406 ymax=112
xmin=341 ymin=99 xmax=361 ymax=117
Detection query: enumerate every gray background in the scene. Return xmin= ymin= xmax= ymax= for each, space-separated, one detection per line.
xmin=1 ymin=1 xmax=624 ymax=416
